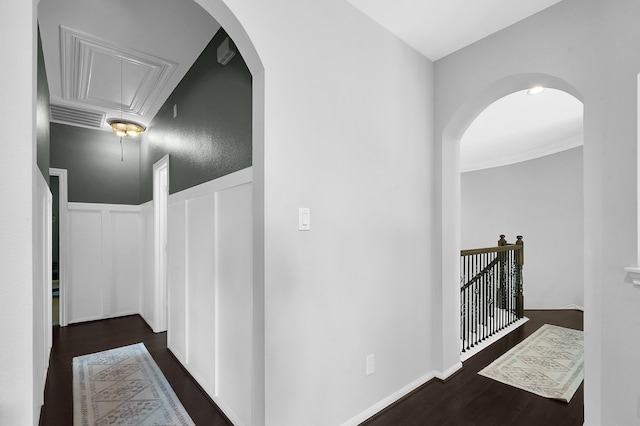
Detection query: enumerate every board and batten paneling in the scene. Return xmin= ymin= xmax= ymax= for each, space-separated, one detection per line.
xmin=167 ymin=167 xmax=253 ymax=426
xmin=66 ymin=203 xmax=142 ymax=324
xmin=215 ymin=182 xmax=253 ymax=418
xmin=139 ymin=202 xmax=155 ymax=329
xmin=167 ymin=200 xmax=187 ymax=361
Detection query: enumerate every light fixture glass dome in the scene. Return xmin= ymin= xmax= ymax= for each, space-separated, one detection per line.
xmin=107 ymin=119 xmax=146 ymax=138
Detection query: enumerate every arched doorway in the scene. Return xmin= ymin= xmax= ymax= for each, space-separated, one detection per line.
xmin=38 ymin=0 xmax=266 ymax=423
xmin=460 ymin=88 xmax=584 ymax=310
xmin=434 ymin=73 xmax=584 ymax=377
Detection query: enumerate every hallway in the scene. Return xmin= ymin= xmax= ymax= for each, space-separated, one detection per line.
xmin=39 ymin=315 xmax=232 ymax=425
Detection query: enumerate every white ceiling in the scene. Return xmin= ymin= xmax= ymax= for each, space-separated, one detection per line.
xmin=346 ymin=0 xmax=564 ymax=61
xmin=38 ymin=0 xmax=220 ymax=132
xmin=460 ymin=88 xmax=583 ymax=172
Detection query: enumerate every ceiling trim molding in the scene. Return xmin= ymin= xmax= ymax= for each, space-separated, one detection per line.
xmin=461 ymin=133 xmax=583 ymax=173
xmin=60 ymin=25 xmax=177 ymax=116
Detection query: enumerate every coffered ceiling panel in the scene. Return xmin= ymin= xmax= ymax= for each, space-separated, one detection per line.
xmin=60 ymin=26 xmax=177 ymax=116
xmin=38 ymin=0 xmax=220 ymax=132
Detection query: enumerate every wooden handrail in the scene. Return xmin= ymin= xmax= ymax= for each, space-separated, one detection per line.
xmin=461 ymin=245 xmax=522 ymax=256
xmin=461 ymin=234 xmax=524 ymax=257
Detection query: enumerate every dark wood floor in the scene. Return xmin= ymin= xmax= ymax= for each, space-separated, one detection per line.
xmin=39 ymin=315 xmax=233 ymax=426
xmin=40 ymin=310 xmax=583 ymax=426
xmin=362 ymin=309 xmax=584 ymax=426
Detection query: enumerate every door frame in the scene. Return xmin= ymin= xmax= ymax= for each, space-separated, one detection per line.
xmin=153 ymin=155 xmax=170 ymax=332
xmin=49 ymin=168 xmax=68 ymax=327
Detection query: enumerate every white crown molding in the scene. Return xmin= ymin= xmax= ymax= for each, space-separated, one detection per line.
xmin=60 ymin=25 xmax=177 ymax=116
xmin=461 ymin=133 xmax=583 ymax=173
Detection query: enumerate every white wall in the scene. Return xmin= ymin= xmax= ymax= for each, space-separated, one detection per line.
xmin=195 ymin=1 xmax=435 ymax=424
xmin=0 ymin=1 xmax=39 ymax=424
xmin=167 ymin=168 xmax=253 ymax=426
xmin=66 ymin=203 xmax=141 ymax=324
xmin=461 ymin=147 xmax=584 ymax=309
xmin=434 ymin=0 xmax=640 ymax=424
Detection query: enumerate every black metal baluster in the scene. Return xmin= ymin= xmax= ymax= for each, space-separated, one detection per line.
xmin=466 ymin=254 xmax=470 ymax=350
xmin=464 ymin=255 xmax=468 ymax=351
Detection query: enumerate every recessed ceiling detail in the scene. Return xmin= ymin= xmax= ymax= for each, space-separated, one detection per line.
xmin=60 ymin=25 xmax=177 ymax=117
xmin=50 ymin=103 xmax=105 ymax=129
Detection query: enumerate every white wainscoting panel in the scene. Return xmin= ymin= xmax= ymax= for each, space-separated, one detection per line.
xmin=67 ymin=203 xmax=141 ymax=324
xmin=167 ymin=167 xmax=253 ymax=426
xmin=167 ymin=201 xmax=187 ymax=362
xmin=185 ymin=193 xmax=216 ymax=394
xmin=111 ymin=211 xmax=142 ymax=314
xmin=216 ymin=183 xmax=253 ymax=426
xmin=68 ymin=209 xmax=103 ymax=322
xmin=140 ymin=202 xmax=155 ymax=328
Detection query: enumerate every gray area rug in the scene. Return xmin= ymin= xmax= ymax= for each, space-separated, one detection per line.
xmin=73 ymin=343 xmax=195 ymax=425
xmin=478 ymin=324 xmax=583 ymax=402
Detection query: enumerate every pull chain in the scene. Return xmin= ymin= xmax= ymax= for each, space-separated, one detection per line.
xmin=119 ymin=59 xmax=124 ymax=162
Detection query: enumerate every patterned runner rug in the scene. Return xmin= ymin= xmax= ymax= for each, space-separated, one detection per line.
xmin=73 ymin=343 xmax=195 ymax=425
xmin=478 ymin=324 xmax=583 ymax=402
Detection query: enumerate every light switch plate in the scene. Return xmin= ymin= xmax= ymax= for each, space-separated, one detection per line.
xmin=299 ymin=208 xmax=310 ymax=231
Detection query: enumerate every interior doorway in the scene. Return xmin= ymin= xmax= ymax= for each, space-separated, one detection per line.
xmin=459 ymin=88 xmax=584 ymax=312
xmin=49 ymin=168 xmax=68 ymax=327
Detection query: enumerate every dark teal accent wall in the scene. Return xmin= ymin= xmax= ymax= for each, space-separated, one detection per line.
xmin=37 ymin=26 xmax=50 ymax=185
xmin=139 ymin=28 xmax=252 ymax=202
xmin=50 ymin=123 xmax=141 ymax=204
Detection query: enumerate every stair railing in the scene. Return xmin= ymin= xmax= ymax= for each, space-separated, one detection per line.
xmin=460 ymin=235 xmax=524 ymax=353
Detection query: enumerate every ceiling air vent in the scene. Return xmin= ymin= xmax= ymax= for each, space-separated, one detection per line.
xmin=50 ymin=104 xmax=105 ymax=129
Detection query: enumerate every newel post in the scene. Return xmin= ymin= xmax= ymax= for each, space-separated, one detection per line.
xmin=515 ymin=235 xmax=524 ymax=318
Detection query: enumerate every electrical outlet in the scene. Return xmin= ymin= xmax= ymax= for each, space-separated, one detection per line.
xmin=366 ymin=354 xmax=375 ymax=376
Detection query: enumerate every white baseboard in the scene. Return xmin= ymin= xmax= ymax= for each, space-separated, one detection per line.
xmin=560 ymin=304 xmax=585 ymax=311
xmin=434 ymin=361 xmax=463 ymax=380
xmin=340 ymin=372 xmax=436 ymax=426
xmin=67 ymin=311 xmax=139 ymax=325
xmin=212 ymin=395 xmax=245 ymax=426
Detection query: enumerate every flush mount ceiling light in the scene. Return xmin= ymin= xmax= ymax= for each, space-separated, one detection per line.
xmin=107 ymin=119 xmax=146 ymax=138
xmin=527 ymin=86 xmax=545 ymax=95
